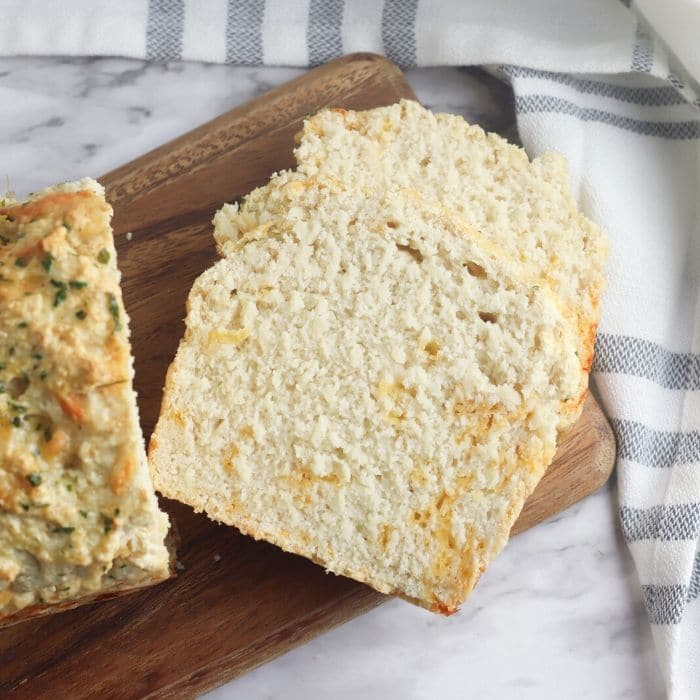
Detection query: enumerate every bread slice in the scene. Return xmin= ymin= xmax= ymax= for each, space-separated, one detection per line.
xmin=216 ymin=100 xmax=607 ymax=408
xmin=0 ymin=179 xmax=171 ymax=627
xmin=150 ymin=186 xmax=581 ymax=612
xmin=300 ymin=100 xmax=608 ymax=369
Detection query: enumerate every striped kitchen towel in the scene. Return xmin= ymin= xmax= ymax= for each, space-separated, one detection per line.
xmin=2 ymin=0 xmax=699 ymax=696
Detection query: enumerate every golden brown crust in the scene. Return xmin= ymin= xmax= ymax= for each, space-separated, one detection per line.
xmin=0 ymin=190 xmax=94 ymax=220
xmin=0 ymin=181 xmax=171 ymax=623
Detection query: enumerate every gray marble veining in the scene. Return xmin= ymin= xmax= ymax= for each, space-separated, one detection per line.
xmin=0 ymin=56 xmax=664 ymax=700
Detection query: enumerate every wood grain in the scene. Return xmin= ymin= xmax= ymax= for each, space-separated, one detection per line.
xmin=0 ymin=53 xmax=616 ymax=700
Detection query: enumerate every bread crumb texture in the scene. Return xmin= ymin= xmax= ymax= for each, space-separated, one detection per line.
xmin=152 ymin=101 xmax=607 ymax=614
xmin=0 ymin=179 xmax=170 ymax=624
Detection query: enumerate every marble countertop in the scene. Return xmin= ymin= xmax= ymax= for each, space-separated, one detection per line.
xmin=0 ymin=57 xmax=664 ymax=700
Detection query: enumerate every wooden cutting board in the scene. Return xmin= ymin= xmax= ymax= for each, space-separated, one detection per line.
xmin=0 ymin=54 xmax=616 ymax=700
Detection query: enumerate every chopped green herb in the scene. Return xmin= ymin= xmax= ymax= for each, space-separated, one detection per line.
xmin=69 ymin=280 xmax=87 ymax=289
xmin=31 ymin=352 xmax=42 ymax=360
xmin=58 ymin=586 xmax=70 ymax=592
xmin=26 ymin=473 xmax=42 ymax=487
xmin=39 ymin=370 xmax=48 ymax=381
xmin=19 ymin=501 xmax=30 ymax=511
xmin=114 ymin=508 xmax=120 ymax=517
xmin=0 ymin=362 xmax=5 ymax=370
xmin=9 ymin=402 xmax=27 ymax=413
xmin=41 ymin=253 xmax=54 ymax=272
xmin=43 ymin=427 xmax=53 ymax=442
xmin=12 ymin=416 xmax=21 ymax=428
xmin=79 ymin=509 xmax=88 ymax=518
xmin=62 ymin=220 xmax=71 ymax=232
xmin=14 ymin=257 xmax=28 ymax=267
xmin=107 ymin=293 xmax=122 ymax=332
xmin=75 ymin=309 xmax=87 ymax=320
xmin=17 ymin=321 xmax=27 ymax=328
xmin=0 ymin=234 xmax=9 ymax=245
xmin=0 ymin=382 xmax=5 ymax=394
xmin=65 ymin=483 xmax=73 ymax=492
xmin=8 ymin=347 xmax=14 ymax=356
xmin=50 ymin=279 xmax=68 ymax=306
xmin=97 ymin=248 xmax=110 ymax=264
xmin=52 ymin=525 xmax=75 ymax=535
xmin=53 ymin=286 xmax=67 ymax=307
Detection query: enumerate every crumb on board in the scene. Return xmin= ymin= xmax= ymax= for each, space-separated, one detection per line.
xmin=175 ymin=561 xmax=186 ymax=572
xmin=213 ymin=553 xmax=222 ymax=563
xmin=126 ymin=231 xmax=133 ymax=241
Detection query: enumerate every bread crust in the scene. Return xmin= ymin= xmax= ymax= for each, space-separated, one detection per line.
xmin=0 ymin=181 xmax=172 ymax=624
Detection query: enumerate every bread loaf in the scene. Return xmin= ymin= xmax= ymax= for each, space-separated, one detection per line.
xmin=0 ymin=179 xmax=171 ymax=626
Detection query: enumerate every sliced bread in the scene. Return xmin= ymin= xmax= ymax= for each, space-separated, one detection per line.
xmin=150 ymin=186 xmax=581 ymax=612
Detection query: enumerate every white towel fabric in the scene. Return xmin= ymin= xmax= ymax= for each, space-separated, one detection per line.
xmin=2 ymin=0 xmax=699 ymax=696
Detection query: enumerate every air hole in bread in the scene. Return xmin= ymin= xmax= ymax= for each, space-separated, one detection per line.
xmin=478 ymin=311 xmax=498 ymax=324
xmin=395 ymin=243 xmax=423 ymax=263
xmin=230 ymin=288 xmax=237 ymax=298
xmin=420 ymin=156 xmax=431 ymax=167
xmin=386 ymin=220 xmax=400 ymax=229
xmin=12 ymin=553 xmax=40 ymax=593
xmin=464 ymin=261 xmax=487 ymax=278
xmin=65 ymin=454 xmax=83 ymax=470
xmin=8 ymin=375 xmax=29 ymax=398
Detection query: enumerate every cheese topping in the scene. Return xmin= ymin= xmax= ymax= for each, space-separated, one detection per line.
xmin=0 ymin=180 xmax=170 ymax=619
